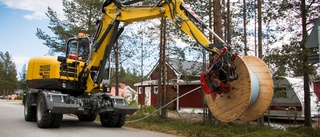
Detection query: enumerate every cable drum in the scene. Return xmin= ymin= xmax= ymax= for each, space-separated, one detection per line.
xmin=249 ymin=70 xmax=260 ymax=106
xmin=126 ymin=56 xmax=272 ymax=123
xmin=206 ymin=56 xmax=273 ymax=122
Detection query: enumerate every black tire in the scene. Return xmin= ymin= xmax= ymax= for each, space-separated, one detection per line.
xmin=100 ymin=113 xmax=119 ymax=127
xmin=36 ymin=93 xmax=62 ymax=128
xmin=51 ymin=114 xmax=63 ymax=128
xmin=78 ymin=114 xmax=97 ymax=122
xmin=22 ymin=93 xmax=26 ymax=106
xmin=77 ymin=114 xmax=87 ymax=121
xmin=115 ymin=114 xmax=126 ymax=127
xmin=24 ymin=95 xmax=36 ymax=122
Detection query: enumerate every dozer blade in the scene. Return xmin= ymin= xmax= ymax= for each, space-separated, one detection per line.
xmin=205 ymin=56 xmax=273 ymax=122
xmin=114 ymin=106 xmax=139 ymax=115
xmin=50 ymin=103 xmax=79 ymax=114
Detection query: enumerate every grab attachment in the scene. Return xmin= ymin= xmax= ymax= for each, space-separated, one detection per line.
xmin=200 ymin=47 xmax=239 ymax=100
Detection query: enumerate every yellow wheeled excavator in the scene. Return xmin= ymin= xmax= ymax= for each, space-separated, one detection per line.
xmin=24 ymin=0 xmax=273 ymax=128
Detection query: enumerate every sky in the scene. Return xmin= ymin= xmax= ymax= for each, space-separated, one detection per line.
xmin=0 ymin=0 xmax=300 ymax=78
xmin=0 ymin=0 xmax=198 ymax=78
xmin=0 ymin=0 xmax=64 ymax=77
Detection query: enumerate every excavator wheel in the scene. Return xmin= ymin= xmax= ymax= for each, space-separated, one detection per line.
xmin=24 ymin=94 xmax=36 ymax=122
xmin=114 ymin=114 xmax=126 ymax=127
xmin=51 ymin=114 xmax=63 ymax=128
xmin=36 ymin=92 xmax=63 ymax=128
xmin=100 ymin=113 xmax=126 ymax=127
xmin=77 ymin=114 xmax=97 ymax=122
xmin=205 ymin=56 xmax=273 ymax=122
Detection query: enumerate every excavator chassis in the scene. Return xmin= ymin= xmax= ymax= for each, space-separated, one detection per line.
xmin=23 ymin=90 xmax=138 ymax=128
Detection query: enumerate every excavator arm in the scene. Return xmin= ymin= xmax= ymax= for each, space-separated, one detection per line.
xmin=85 ymin=0 xmax=233 ymax=92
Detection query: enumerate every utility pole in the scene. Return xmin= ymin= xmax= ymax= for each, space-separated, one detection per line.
xmin=243 ymin=0 xmax=247 ymax=55
xmin=227 ymin=0 xmax=231 ymax=44
xmin=158 ymin=17 xmax=167 ymax=118
xmin=257 ymin=0 xmax=264 ymax=126
xmin=213 ymin=0 xmax=223 ymax=124
xmin=301 ymin=0 xmax=312 ymax=127
xmin=203 ymin=0 xmax=211 ymax=123
xmin=254 ymin=0 xmax=257 ymax=57
xmin=203 ymin=0 xmax=214 ymax=123
xmin=161 ymin=18 xmax=167 ymax=118
xmin=258 ymin=0 xmax=262 ymax=58
xmin=157 ymin=20 xmax=163 ymax=119
xmin=140 ymin=23 xmax=144 ymax=109
xmin=214 ymin=0 xmax=223 ymax=42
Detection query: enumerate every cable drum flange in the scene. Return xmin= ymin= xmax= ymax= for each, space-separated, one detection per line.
xmin=239 ymin=56 xmax=273 ymax=121
xmin=205 ymin=56 xmax=273 ymax=122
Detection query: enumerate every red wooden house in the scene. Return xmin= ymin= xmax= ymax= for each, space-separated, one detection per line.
xmin=312 ymin=81 xmax=320 ymax=99
xmin=134 ymin=58 xmax=205 ymax=113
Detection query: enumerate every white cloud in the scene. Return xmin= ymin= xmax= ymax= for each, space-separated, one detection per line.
xmin=0 ymin=0 xmax=63 ymax=20
xmin=13 ymin=56 xmax=30 ymax=70
xmin=12 ymin=56 xmax=30 ymax=79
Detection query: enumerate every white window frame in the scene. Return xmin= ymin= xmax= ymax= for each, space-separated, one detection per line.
xmin=138 ymin=87 xmax=142 ymax=94
xmin=154 ymin=86 xmax=158 ymax=94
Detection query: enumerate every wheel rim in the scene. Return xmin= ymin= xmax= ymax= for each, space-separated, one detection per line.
xmin=37 ymin=99 xmax=44 ymax=121
xmin=24 ymin=101 xmax=28 ymax=116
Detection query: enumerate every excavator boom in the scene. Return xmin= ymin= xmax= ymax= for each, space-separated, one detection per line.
xmin=85 ymin=0 xmax=224 ymax=92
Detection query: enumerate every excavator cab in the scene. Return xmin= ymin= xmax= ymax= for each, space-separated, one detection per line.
xmin=66 ymin=33 xmax=90 ymax=62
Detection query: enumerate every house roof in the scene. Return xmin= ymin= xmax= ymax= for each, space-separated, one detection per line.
xmin=147 ymin=58 xmax=203 ymax=78
xmin=134 ymin=80 xmax=158 ymax=86
xmin=122 ymin=86 xmax=137 ymax=93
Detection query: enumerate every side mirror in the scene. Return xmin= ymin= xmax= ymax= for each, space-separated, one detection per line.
xmin=57 ymin=56 xmax=67 ymax=63
xmin=57 ymin=56 xmax=67 ymax=69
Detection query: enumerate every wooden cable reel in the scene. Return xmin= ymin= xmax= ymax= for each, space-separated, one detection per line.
xmin=205 ymin=56 xmax=274 ymax=122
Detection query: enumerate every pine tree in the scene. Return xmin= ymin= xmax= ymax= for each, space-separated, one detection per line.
xmin=263 ymin=0 xmax=320 ymax=77
xmin=18 ymin=64 xmax=28 ymax=91
xmin=0 ymin=52 xmax=18 ymax=95
xmin=36 ymin=0 xmax=102 ymax=54
xmin=262 ymin=0 xmax=320 ymax=127
xmin=0 ymin=57 xmax=4 ymax=95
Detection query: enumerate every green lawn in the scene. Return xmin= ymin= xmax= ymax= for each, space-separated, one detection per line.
xmin=125 ymin=108 xmax=320 ymax=137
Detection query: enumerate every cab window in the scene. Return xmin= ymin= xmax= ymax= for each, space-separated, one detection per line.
xmin=68 ymin=40 xmax=77 ymax=55
xmin=66 ymin=38 xmax=90 ymax=61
